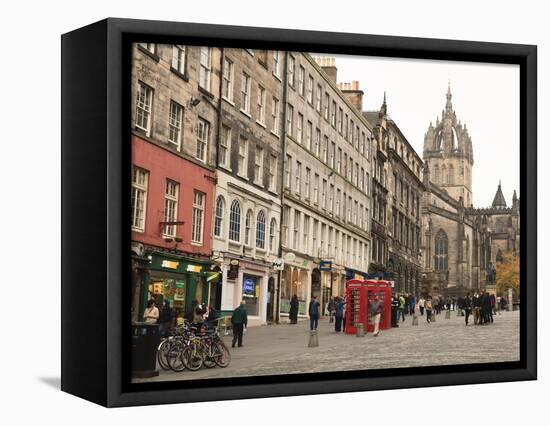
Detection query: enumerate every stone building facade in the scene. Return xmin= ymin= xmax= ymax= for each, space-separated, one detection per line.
xmin=279 ymin=56 xmax=373 ymax=319
xmin=364 ymin=96 xmax=424 ymax=294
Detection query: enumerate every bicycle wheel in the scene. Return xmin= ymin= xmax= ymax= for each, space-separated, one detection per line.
xmin=167 ymin=342 xmax=186 ymax=372
xmin=157 ymin=339 xmax=172 ymax=371
xmin=182 ymin=346 xmax=204 ymax=371
xmin=202 ymin=341 xmax=217 ymax=368
xmin=213 ymin=342 xmax=231 ymax=368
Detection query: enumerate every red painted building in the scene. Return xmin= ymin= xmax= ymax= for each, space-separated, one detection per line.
xmin=131 ymin=135 xmax=218 ymax=321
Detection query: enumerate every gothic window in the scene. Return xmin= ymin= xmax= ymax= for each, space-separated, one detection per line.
xmin=441 ymin=165 xmax=447 ymax=185
xmin=434 ymin=229 xmax=448 ymax=271
xmin=434 ymin=165 xmax=440 ymax=183
xmin=229 ymin=200 xmax=241 ymax=242
xmin=256 ymin=210 xmax=266 ymax=249
xmin=214 ymin=196 xmax=225 ymax=237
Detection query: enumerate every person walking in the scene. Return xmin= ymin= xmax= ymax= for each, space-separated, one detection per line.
xmin=143 ymin=299 xmax=159 ymax=324
xmin=418 ymin=297 xmax=425 ymax=316
xmin=231 ymin=300 xmax=248 ymax=348
xmin=409 ymin=294 xmax=416 ymax=316
xmin=425 ymin=297 xmax=433 ymax=323
xmin=398 ymin=294 xmax=406 ymax=322
xmin=289 ymin=294 xmax=299 ymax=324
xmin=334 ymin=296 xmax=345 ymax=332
xmin=342 ymin=297 xmax=347 ymax=332
xmin=308 ymin=296 xmax=320 ymax=331
xmin=159 ymin=300 xmax=174 ymax=337
xmin=191 ymin=300 xmax=207 ymax=324
xmin=369 ymin=295 xmax=384 ymax=336
xmin=490 ymin=293 xmax=497 ymax=317
xmin=327 ymin=296 xmax=336 ymax=323
xmin=472 ymin=293 xmax=481 ymax=325
xmin=463 ymin=293 xmax=472 ymax=325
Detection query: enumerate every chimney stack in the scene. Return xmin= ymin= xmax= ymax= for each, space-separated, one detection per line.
xmin=337 ymin=80 xmax=364 ymax=112
xmin=313 ymin=56 xmax=338 ymax=84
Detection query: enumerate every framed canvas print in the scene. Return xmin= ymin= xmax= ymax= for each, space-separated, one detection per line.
xmin=61 ymin=18 xmax=537 ymax=407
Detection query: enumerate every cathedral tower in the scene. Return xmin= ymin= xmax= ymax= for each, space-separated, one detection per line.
xmin=423 ymin=83 xmax=474 ymax=206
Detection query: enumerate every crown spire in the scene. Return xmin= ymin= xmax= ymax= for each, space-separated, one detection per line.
xmin=445 ymin=81 xmax=453 ymax=112
xmin=492 ymin=181 xmax=507 ymax=208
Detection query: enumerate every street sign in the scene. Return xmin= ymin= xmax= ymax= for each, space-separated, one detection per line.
xmin=319 ymin=260 xmax=332 ymax=271
xmin=273 ymin=258 xmax=284 ymax=271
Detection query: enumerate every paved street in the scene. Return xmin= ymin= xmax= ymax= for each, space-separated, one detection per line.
xmin=134 ymin=310 xmax=520 ymax=383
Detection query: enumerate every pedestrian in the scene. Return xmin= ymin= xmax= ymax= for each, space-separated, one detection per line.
xmin=334 ymin=296 xmax=345 ymax=332
xmin=483 ymin=291 xmax=494 ymax=324
xmin=327 ymin=296 xmax=336 ymax=323
xmin=398 ymin=294 xmax=406 ymax=322
xmin=342 ymin=297 xmax=347 ymax=332
xmin=425 ymin=296 xmax=433 ymax=323
xmin=159 ymin=300 xmax=174 ymax=336
xmin=409 ymin=294 xmax=416 ymax=316
xmin=231 ymin=300 xmax=248 ymax=348
xmin=391 ymin=293 xmax=399 ymax=327
xmin=500 ymin=296 xmax=508 ymax=311
xmin=289 ymin=294 xmax=299 ymax=324
xmin=206 ymin=305 xmax=220 ymax=330
xmin=446 ymin=296 xmax=452 ymax=311
xmin=143 ymin=299 xmax=159 ymax=324
xmin=308 ymin=295 xmax=320 ymax=331
xmin=490 ymin=293 xmax=497 ymax=316
xmin=479 ymin=290 xmax=488 ymax=324
xmin=418 ymin=297 xmax=425 ymax=316
xmin=369 ymin=295 xmax=383 ymax=336
xmin=191 ymin=300 xmax=207 ymax=324
xmin=463 ymin=293 xmax=472 ymax=325
xmin=472 ymin=292 xmax=481 ymax=325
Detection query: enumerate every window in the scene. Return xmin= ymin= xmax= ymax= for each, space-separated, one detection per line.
xmin=354 ymin=162 xmax=359 ymax=186
xmin=293 ymin=210 xmax=300 ymax=249
xmin=297 ymin=113 xmax=303 ymax=143
xmin=361 ymin=132 xmax=366 ymax=155
xmin=283 ymin=205 xmax=290 ymax=246
xmin=330 ymin=142 xmax=335 ymax=168
xmin=306 ymin=121 xmax=312 ymax=150
xmin=257 ymin=85 xmax=266 ymax=124
xmin=199 ymin=47 xmax=211 ymax=90
xmin=348 ymin=196 xmax=352 ymax=222
xmin=191 ymin=191 xmax=205 ymax=243
xmin=303 ymin=215 xmax=310 ymax=253
xmin=307 ymin=75 xmax=314 ymax=104
xmin=316 ymin=84 xmax=322 ymax=112
xmin=322 ymin=135 xmax=328 ymax=163
xmin=273 ymin=51 xmax=281 ymax=78
xmin=322 ymin=179 xmax=327 ymax=208
xmin=238 ymin=136 xmax=248 ymax=177
xmin=271 ymin=97 xmax=280 ymax=134
xmin=244 ymin=209 xmax=253 ymax=246
xmin=346 ymin=116 xmax=350 ymax=140
xmin=168 ymin=100 xmax=183 ymax=149
xmin=131 ymin=167 xmax=148 ymax=232
xmin=338 ymin=107 xmax=343 ymax=133
xmin=355 ymin=126 xmax=360 ymax=150
xmin=360 ymin=167 xmax=365 ymax=190
xmin=295 ymin=161 xmax=302 ymax=194
xmin=214 ymin=196 xmax=225 ymax=237
xmin=366 ymin=172 xmax=370 ymax=194
xmin=336 ymin=189 xmax=341 ymax=217
xmin=288 ymin=55 xmax=295 ymax=87
xmin=222 ymin=57 xmax=234 ymax=101
xmin=337 ymin=148 xmax=342 ymax=173
xmin=269 ymin=219 xmax=277 ymax=252
xmin=241 ymin=72 xmax=251 ymax=114
xmin=268 ymin=154 xmax=277 ymax=191
xmin=331 ymin=100 xmax=337 ymax=126
xmin=354 ymin=200 xmax=358 ymax=225
xmin=329 ymin=184 xmax=334 ymax=212
xmin=286 ymin=104 xmax=294 ymax=136
xmin=254 ymin=145 xmax=264 ymax=184
xmin=163 ymin=180 xmax=179 ymax=237
xmin=219 ymin=125 xmax=231 ymax=168
xmin=256 ymin=211 xmax=266 ymax=249
xmin=285 ymin=154 xmax=292 ymax=188
xmin=135 ymin=82 xmax=153 ymax=135
xmin=298 ymin=66 xmax=305 ymax=95
xmin=171 ymin=45 xmax=186 ymax=74
xmin=435 ymin=230 xmax=449 ymax=270
xmin=324 ymin=92 xmax=330 ymax=120
xmin=139 ymin=43 xmax=156 ymax=54
xmin=314 ymin=173 xmax=319 ymax=204
xmin=343 ymin=153 xmax=348 ymax=179
xmin=196 ymin=118 xmax=209 ymax=162
xmin=312 ymin=220 xmax=318 ymax=256
xmin=314 ymin=128 xmax=321 ymax=157
xmin=305 ymin=168 xmax=311 ymax=199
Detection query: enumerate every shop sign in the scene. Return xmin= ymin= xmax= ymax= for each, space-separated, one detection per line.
xmin=174 ymin=281 xmax=185 ymax=302
xmin=243 ymin=278 xmax=255 ymax=294
xmin=319 ymin=260 xmax=332 ymax=271
xmin=161 ymin=259 xmax=179 ymax=269
xmin=273 ymin=258 xmax=284 ymax=271
xmin=285 ymin=252 xmax=296 ymax=262
xmin=186 ymin=264 xmax=202 ymax=273
xmin=228 ymin=259 xmax=239 ymax=280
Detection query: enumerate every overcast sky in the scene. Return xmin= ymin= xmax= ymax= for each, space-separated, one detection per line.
xmin=320 ymin=54 xmax=520 ymax=208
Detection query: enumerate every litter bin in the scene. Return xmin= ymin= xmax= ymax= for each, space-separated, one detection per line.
xmin=131 ymin=323 xmax=160 ymax=378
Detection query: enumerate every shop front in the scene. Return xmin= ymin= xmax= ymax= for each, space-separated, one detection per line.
xmin=133 ymin=251 xmax=216 ymax=323
xmin=280 ymin=254 xmax=311 ymax=321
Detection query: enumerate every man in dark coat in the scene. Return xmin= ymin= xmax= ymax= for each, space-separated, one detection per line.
xmin=463 ymin=293 xmax=472 ymax=325
xmin=308 ymin=296 xmax=320 ymax=331
xmin=334 ymin=297 xmax=345 ymax=332
xmin=231 ymin=300 xmax=248 ymax=348
xmin=289 ymin=295 xmax=299 ymax=324
xmin=159 ymin=300 xmax=174 ymax=337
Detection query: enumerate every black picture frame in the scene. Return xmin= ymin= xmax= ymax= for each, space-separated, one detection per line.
xmin=61 ymin=18 xmax=537 ymax=407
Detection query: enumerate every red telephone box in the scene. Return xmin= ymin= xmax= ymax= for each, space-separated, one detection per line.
xmin=345 ymin=279 xmax=368 ymax=334
xmin=364 ymin=280 xmax=392 ymax=332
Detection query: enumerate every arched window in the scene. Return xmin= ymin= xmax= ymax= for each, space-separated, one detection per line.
xmin=244 ymin=209 xmax=253 ymax=246
xmin=214 ymin=196 xmax=225 ymax=237
xmin=434 ymin=165 xmax=440 ymax=183
xmin=229 ymin=200 xmax=241 ymax=242
xmin=269 ymin=218 xmax=277 ymax=252
xmin=441 ymin=165 xmax=447 ymax=185
xmin=434 ymin=229 xmax=448 ymax=270
xmin=448 ymin=164 xmax=454 ymax=184
xmin=256 ymin=210 xmax=266 ymax=249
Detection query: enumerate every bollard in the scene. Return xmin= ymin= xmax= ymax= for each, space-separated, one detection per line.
xmin=308 ymin=329 xmax=319 ymax=347
xmin=412 ymin=315 xmax=419 ymax=326
xmin=356 ymin=323 xmax=365 ymax=337
xmin=431 ymin=312 xmax=436 ymax=322
xmin=445 ymin=310 xmax=451 ymax=319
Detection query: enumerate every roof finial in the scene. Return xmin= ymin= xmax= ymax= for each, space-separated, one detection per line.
xmin=380 ymin=91 xmax=387 ymax=116
xmin=445 ymin=81 xmax=453 ymax=111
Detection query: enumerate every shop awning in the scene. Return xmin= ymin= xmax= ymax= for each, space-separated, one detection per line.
xmin=205 ymin=271 xmax=221 ymax=283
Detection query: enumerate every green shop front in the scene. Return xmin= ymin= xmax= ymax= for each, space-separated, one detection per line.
xmin=133 ymin=251 xmax=219 ymax=322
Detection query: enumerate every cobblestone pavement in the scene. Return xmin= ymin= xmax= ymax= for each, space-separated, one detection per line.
xmin=133 ymin=309 xmax=520 ymax=383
